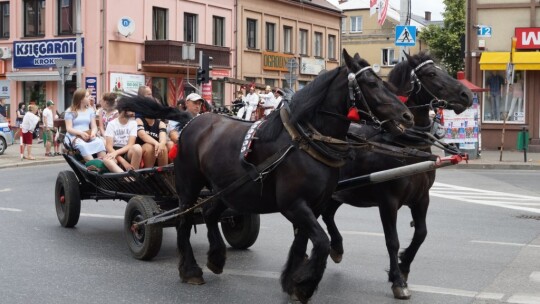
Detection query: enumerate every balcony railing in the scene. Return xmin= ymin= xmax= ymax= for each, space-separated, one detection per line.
xmin=143 ymin=40 xmax=230 ymax=68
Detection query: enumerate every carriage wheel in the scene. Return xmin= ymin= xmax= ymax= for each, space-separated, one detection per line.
xmin=221 ymin=214 xmax=260 ymax=249
xmin=124 ymin=196 xmax=163 ymax=261
xmin=55 ymin=171 xmax=81 ymax=228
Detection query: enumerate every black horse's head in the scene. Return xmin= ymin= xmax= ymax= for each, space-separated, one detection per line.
xmin=288 ymin=49 xmax=413 ymax=138
xmin=390 ymin=52 xmax=473 ymax=118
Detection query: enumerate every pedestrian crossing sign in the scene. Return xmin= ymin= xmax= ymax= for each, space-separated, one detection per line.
xmin=395 ymin=25 xmax=416 ymax=46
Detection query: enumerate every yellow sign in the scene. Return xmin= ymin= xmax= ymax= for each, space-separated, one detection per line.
xmin=262 ymin=52 xmax=293 ymax=72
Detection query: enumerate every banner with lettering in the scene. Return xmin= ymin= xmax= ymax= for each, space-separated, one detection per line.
xmin=13 ymin=38 xmax=85 ymax=69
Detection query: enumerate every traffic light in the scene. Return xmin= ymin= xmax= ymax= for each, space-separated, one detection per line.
xmin=196 ymin=67 xmax=205 ymax=85
xmin=201 ymin=54 xmax=213 ymax=84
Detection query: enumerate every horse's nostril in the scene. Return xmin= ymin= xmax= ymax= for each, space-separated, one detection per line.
xmin=403 ymin=112 xmax=413 ymax=122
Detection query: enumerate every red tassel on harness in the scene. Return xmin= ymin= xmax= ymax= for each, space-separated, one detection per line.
xmin=398 ymin=96 xmax=408 ymax=103
xmin=168 ymin=144 xmax=178 ymax=161
xmin=347 ymin=106 xmax=360 ymax=122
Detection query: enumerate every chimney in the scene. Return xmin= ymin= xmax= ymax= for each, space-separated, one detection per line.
xmin=425 ymin=11 xmax=431 ymax=21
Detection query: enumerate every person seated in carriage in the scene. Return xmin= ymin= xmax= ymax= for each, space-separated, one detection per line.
xmin=136 ymin=111 xmax=169 ymax=168
xmin=63 ymin=88 xmax=107 ymax=162
xmin=167 ymin=93 xmax=205 ymax=162
xmin=236 ymin=85 xmax=259 ymax=120
xmin=102 ymin=108 xmax=143 ymax=173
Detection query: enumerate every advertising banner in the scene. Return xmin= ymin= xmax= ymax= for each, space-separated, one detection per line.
xmin=110 ymin=73 xmax=145 ymax=95
xmin=443 ymin=105 xmax=479 ymax=149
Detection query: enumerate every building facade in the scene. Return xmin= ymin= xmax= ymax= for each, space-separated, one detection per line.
xmin=465 ymin=0 xmax=540 ymax=151
xmin=0 ymin=0 xmax=346 ymax=124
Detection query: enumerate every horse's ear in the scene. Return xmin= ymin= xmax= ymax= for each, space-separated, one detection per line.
xmin=404 ymin=51 xmax=412 ymax=62
xmin=353 ymin=53 xmax=361 ymax=61
xmin=343 ymin=48 xmax=354 ymax=69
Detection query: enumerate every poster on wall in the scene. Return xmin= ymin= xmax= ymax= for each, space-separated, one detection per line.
xmin=443 ymin=105 xmax=479 ymax=150
xmin=85 ymin=77 xmax=97 ymax=101
xmin=109 ymin=73 xmax=145 ymax=95
xmin=0 ymin=80 xmax=10 ymax=98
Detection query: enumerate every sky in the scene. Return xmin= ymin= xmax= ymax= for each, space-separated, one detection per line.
xmin=327 ymin=0 xmax=446 ymax=21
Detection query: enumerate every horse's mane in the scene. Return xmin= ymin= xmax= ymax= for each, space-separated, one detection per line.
xmin=256 ymin=67 xmax=344 ymax=142
xmin=387 ymin=51 xmax=433 ymax=95
xmin=116 ymin=95 xmax=193 ymax=125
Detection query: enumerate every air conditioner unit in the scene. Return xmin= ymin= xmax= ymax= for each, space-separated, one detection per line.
xmin=0 ymin=47 xmax=12 ymax=59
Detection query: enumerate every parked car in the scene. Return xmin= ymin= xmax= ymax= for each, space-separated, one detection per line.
xmin=0 ymin=114 xmax=14 ymax=155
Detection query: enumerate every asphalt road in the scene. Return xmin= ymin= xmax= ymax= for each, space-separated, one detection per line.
xmin=1 ymin=164 xmax=539 ymax=304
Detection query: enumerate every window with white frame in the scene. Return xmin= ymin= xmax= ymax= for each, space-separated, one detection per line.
xmin=328 ymin=35 xmax=336 ymax=60
xmin=266 ymin=22 xmax=275 ymax=51
xmin=184 ymin=13 xmax=198 ymax=43
xmin=382 ymin=48 xmax=395 ymax=66
xmin=247 ymin=19 xmax=257 ymax=49
xmin=341 ymin=17 xmax=346 ymax=33
xmin=284 ymin=26 xmax=292 ymax=53
xmin=314 ymin=32 xmax=322 ymax=57
xmin=299 ymin=29 xmax=308 ymax=55
xmin=350 ymin=16 xmax=362 ymax=33
xmin=213 ymin=16 xmax=225 ymax=46
xmin=152 ymin=7 xmax=168 ymax=40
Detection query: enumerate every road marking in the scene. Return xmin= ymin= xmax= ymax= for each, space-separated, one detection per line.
xmin=336 ymin=230 xmax=384 ymax=237
xmin=80 ymin=213 xmax=123 ymax=219
xmin=471 ymin=240 xmax=540 ymax=249
xmin=0 ymin=188 xmax=11 ymax=193
xmin=506 ymin=294 xmax=540 ymax=304
xmin=0 ymin=207 xmax=22 ymax=212
xmin=213 ymin=267 xmax=280 ymax=279
xmin=431 ymin=182 xmax=540 ymax=214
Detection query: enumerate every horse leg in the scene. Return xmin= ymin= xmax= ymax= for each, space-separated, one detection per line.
xmin=177 ymin=202 xmax=204 ymax=285
xmin=321 ymin=198 xmax=344 ymax=263
xmin=280 ymin=225 xmax=309 ymax=297
xmin=378 ymin=203 xmax=410 ymax=300
xmin=281 ymin=203 xmax=330 ymax=304
xmin=204 ymin=201 xmax=228 ymax=275
xmin=399 ymin=198 xmax=429 ymax=283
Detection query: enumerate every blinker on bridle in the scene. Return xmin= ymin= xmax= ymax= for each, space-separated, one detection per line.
xmin=405 ymin=59 xmax=448 ymax=110
xmin=347 ymin=65 xmax=386 ymax=126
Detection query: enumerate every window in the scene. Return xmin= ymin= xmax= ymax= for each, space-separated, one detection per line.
xmin=328 ymin=35 xmax=336 ymax=59
xmin=284 ymin=26 xmax=292 ymax=53
xmin=247 ymin=19 xmax=257 ymax=49
xmin=264 ymin=79 xmax=276 ymax=87
xmin=23 ymin=81 xmax=47 ymax=107
xmin=350 ymin=16 xmax=362 ymax=33
xmin=153 ymin=7 xmax=168 ymax=40
xmin=57 ymin=0 xmax=74 ymax=35
xmin=314 ymin=32 xmax=322 ymax=57
xmin=184 ymin=13 xmax=198 ymax=43
xmin=0 ymin=2 xmax=9 ymax=39
xmin=483 ymin=70 xmax=525 ymax=123
xmin=245 ymin=77 xmax=256 ymax=84
xmin=341 ymin=17 xmax=346 ymax=33
xmin=212 ymin=81 xmax=224 ymax=107
xmin=382 ymin=48 xmax=395 ymax=66
xmin=266 ymin=22 xmax=275 ymax=51
xmin=299 ymin=29 xmax=308 ymax=55
xmin=213 ymin=16 xmax=225 ymax=46
xmin=24 ymin=0 xmax=45 ymax=37
xmin=152 ymin=77 xmax=168 ymax=106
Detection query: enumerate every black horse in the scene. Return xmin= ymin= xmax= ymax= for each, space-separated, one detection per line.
xmin=119 ymin=49 xmax=414 ymax=303
xmin=321 ymin=52 xmax=473 ymax=299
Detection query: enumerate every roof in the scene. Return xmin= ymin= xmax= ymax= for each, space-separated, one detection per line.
xmin=336 ymin=0 xmax=425 ymax=29
xmin=290 ymin=0 xmax=341 ymax=13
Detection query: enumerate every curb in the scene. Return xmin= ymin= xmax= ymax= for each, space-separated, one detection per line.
xmin=0 ymin=159 xmax=65 ymax=170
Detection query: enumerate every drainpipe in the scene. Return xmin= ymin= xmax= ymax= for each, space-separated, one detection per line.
xmin=101 ymin=0 xmax=106 ymax=97
xmin=75 ymin=0 xmax=82 ymax=88
xmin=234 ymin=0 xmax=238 ymax=83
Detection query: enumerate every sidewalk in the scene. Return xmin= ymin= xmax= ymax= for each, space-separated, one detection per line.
xmin=1 ymin=139 xmax=540 ymax=170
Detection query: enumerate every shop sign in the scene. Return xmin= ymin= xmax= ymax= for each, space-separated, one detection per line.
xmin=515 ymin=27 xmax=540 ymax=50
xmin=300 ymin=57 xmax=326 ymax=75
xmin=13 ymin=38 xmax=84 ymax=69
xmin=110 ymin=73 xmax=145 ymax=94
xmin=262 ymin=52 xmax=293 ymax=72
xmin=201 ymin=81 xmax=212 ymax=102
xmin=0 ymin=80 xmax=9 ymax=98
xmin=211 ymin=69 xmax=230 ymax=77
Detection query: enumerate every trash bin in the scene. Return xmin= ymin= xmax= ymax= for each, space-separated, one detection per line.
xmin=516 ymin=129 xmax=529 ymax=151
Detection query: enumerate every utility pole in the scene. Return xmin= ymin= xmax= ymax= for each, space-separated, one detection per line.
xmin=399 ymin=0 xmax=410 ymax=62
xmin=74 ymin=0 xmax=82 ymax=88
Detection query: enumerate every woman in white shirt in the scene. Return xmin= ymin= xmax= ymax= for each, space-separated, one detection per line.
xmin=20 ymin=104 xmax=40 ymax=160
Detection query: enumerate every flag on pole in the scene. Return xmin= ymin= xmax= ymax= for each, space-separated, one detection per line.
xmin=378 ymin=0 xmax=389 ymax=26
xmin=370 ymin=0 xmax=377 ymax=16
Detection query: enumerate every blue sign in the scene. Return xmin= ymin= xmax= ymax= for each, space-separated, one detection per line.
xmin=477 ymin=26 xmax=492 ymax=38
xmin=13 ymin=38 xmax=84 ymax=69
xmin=395 ymin=25 xmax=416 ymax=47
xmin=85 ymin=77 xmax=98 ymax=100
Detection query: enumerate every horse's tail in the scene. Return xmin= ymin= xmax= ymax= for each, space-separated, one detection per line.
xmin=116 ymin=95 xmax=192 ymax=124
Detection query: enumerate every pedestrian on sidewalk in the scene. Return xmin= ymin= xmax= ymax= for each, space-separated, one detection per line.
xmin=13 ymin=103 xmax=26 ymax=141
xmin=20 ymin=104 xmax=40 ymax=160
xmin=42 ymin=100 xmax=60 ymax=156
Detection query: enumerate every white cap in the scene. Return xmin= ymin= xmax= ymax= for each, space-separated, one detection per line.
xmin=186 ymin=93 xmax=205 ymax=103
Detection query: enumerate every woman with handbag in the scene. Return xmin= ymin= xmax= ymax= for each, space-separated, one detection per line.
xmin=20 ymin=104 xmax=40 ymax=160
xmin=64 ymin=88 xmax=106 ymax=162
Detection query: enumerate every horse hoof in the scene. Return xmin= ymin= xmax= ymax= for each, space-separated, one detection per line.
xmin=207 ymin=262 xmax=223 ymax=274
xmin=330 ymin=249 xmax=342 ymax=264
xmin=292 ymin=290 xmax=310 ymax=304
xmin=182 ymin=276 xmax=206 ymax=285
xmin=392 ymin=286 xmax=411 ymax=300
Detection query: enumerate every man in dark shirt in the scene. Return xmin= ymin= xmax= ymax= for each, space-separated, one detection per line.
xmin=487 ymin=72 xmax=504 ymax=120
xmin=0 ymin=99 xmax=6 ymax=117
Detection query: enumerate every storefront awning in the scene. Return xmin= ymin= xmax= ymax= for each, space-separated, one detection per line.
xmin=479 ymin=52 xmax=510 ymax=70
xmin=6 ymin=71 xmax=75 ymax=81
xmin=512 ymin=52 xmax=540 ymax=70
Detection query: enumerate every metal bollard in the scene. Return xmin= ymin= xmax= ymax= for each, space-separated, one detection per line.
xmin=523 ymin=127 xmax=528 ymax=163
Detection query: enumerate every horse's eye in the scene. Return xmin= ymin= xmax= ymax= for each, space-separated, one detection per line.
xmin=428 ymin=72 xmax=436 ymax=77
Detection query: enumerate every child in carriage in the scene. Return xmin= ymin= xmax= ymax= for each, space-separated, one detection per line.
xmin=102 ymin=108 xmax=143 ymax=173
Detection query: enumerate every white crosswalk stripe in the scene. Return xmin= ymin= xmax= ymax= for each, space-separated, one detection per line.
xmin=430 ymin=182 xmax=540 ymax=214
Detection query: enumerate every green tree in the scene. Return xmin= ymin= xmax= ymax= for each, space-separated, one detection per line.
xmin=418 ymin=0 xmax=465 ymax=76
